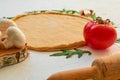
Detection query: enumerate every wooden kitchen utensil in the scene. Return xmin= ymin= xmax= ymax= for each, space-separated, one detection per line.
xmin=0 ymin=19 xmax=28 ymax=68
xmin=0 ymin=46 xmax=28 ymax=68
xmin=48 ymin=54 xmax=120 ymax=80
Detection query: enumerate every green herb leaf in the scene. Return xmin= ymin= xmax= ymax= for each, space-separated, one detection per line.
xmin=96 ymin=16 xmax=102 ymax=21
xmin=66 ymin=51 xmax=75 ymax=58
xmin=74 ymin=48 xmax=91 ymax=58
xmin=25 ymin=10 xmax=40 ymax=14
xmin=66 ymin=10 xmax=79 ymax=14
xmin=96 ymin=16 xmax=104 ymax=24
xmin=50 ymin=52 xmax=67 ymax=56
xmin=62 ymin=8 xmax=66 ymax=12
xmin=52 ymin=9 xmax=66 ymax=13
xmin=116 ymin=38 xmax=120 ymax=43
xmin=40 ymin=10 xmax=48 ymax=13
xmin=25 ymin=11 xmax=34 ymax=14
xmin=106 ymin=19 xmax=111 ymax=23
xmin=50 ymin=48 xmax=92 ymax=59
xmin=25 ymin=9 xmax=80 ymax=15
xmin=50 ymin=50 xmax=73 ymax=57
xmin=111 ymin=21 xmax=115 ymax=25
xmin=91 ymin=13 xmax=96 ymax=20
xmin=82 ymin=51 xmax=91 ymax=55
xmin=74 ymin=48 xmax=83 ymax=58
xmin=2 ymin=16 xmax=14 ymax=19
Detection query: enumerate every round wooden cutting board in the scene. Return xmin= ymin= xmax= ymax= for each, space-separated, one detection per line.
xmin=0 ymin=47 xmax=28 ymax=68
xmin=0 ymin=19 xmax=29 ymax=68
xmin=13 ymin=12 xmax=90 ymax=51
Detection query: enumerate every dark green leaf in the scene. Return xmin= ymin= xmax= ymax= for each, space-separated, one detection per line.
xmin=62 ymin=8 xmax=66 ymax=12
xmin=114 ymin=26 xmax=118 ymax=28
xmin=24 ymin=9 xmax=80 ymax=16
xmin=61 ymin=50 xmax=71 ymax=55
xmin=52 ymin=9 xmax=79 ymax=15
xmin=74 ymin=49 xmax=91 ymax=58
xmin=25 ymin=11 xmax=34 ymax=14
xmin=50 ymin=48 xmax=92 ymax=59
xmin=50 ymin=52 xmax=67 ymax=56
xmin=40 ymin=10 xmax=48 ymax=13
xmin=74 ymin=48 xmax=83 ymax=58
xmin=33 ymin=10 xmax=38 ymax=13
xmin=52 ymin=9 xmax=66 ymax=13
xmin=66 ymin=51 xmax=75 ymax=58
xmin=66 ymin=10 xmax=79 ymax=14
xmin=116 ymin=38 xmax=120 ymax=43
xmin=106 ymin=19 xmax=111 ymax=23
xmin=2 ymin=16 xmax=14 ymax=19
xmin=50 ymin=49 xmax=73 ymax=57
xmin=82 ymin=51 xmax=92 ymax=55
xmin=96 ymin=16 xmax=102 ymax=21
xmin=52 ymin=10 xmax=65 ymax=13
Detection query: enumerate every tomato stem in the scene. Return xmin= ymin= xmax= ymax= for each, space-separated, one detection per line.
xmin=106 ymin=19 xmax=111 ymax=23
xmin=91 ymin=14 xmax=113 ymax=25
xmin=96 ymin=17 xmax=104 ymax=24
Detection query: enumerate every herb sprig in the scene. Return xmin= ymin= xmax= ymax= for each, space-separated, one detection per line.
xmin=116 ymin=38 xmax=120 ymax=43
xmin=50 ymin=48 xmax=91 ymax=59
xmin=0 ymin=9 xmax=80 ymax=19
xmin=0 ymin=16 xmax=14 ymax=19
xmin=25 ymin=10 xmax=49 ymax=14
xmin=91 ymin=13 xmax=116 ymax=28
xmin=25 ymin=9 xmax=79 ymax=15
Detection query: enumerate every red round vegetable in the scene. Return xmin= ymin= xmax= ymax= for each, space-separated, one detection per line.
xmin=84 ymin=19 xmax=117 ymax=49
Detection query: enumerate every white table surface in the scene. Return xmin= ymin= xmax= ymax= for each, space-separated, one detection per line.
xmin=0 ymin=0 xmax=120 ymax=80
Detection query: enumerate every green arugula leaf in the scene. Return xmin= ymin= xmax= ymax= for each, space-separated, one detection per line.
xmin=66 ymin=51 xmax=75 ymax=58
xmin=74 ymin=48 xmax=83 ymax=58
xmin=2 ymin=16 xmax=14 ymax=19
xmin=25 ymin=10 xmax=39 ymax=14
xmin=66 ymin=10 xmax=79 ymax=14
xmin=50 ymin=50 xmax=72 ymax=57
xmin=25 ymin=9 xmax=79 ymax=15
xmin=91 ymin=13 xmax=96 ymax=20
xmin=111 ymin=21 xmax=115 ymax=25
xmin=116 ymin=38 xmax=120 ymax=43
xmin=82 ymin=51 xmax=91 ymax=55
xmin=50 ymin=52 xmax=67 ymax=56
xmin=106 ymin=19 xmax=111 ymax=23
xmin=50 ymin=48 xmax=92 ymax=59
xmin=40 ymin=10 xmax=48 ymax=13
xmin=74 ymin=48 xmax=91 ymax=58
xmin=52 ymin=9 xmax=66 ymax=13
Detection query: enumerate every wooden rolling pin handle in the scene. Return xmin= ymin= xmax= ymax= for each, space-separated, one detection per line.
xmin=47 ymin=66 xmax=98 ymax=80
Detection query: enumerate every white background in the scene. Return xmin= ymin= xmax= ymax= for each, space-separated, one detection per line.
xmin=0 ymin=0 xmax=120 ymax=80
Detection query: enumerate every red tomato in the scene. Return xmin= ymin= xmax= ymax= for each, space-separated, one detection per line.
xmin=84 ymin=21 xmax=117 ymax=49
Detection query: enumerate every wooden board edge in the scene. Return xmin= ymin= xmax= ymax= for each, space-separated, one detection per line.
xmin=0 ymin=47 xmax=29 ymax=68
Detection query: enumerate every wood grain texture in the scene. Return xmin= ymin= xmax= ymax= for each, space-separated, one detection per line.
xmin=0 ymin=47 xmax=28 ymax=68
xmin=48 ymin=54 xmax=120 ymax=80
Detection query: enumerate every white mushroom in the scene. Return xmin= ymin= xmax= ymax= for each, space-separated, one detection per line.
xmin=0 ymin=19 xmax=17 ymax=28
xmin=0 ymin=19 xmax=17 ymax=38
xmin=3 ymin=26 xmax=26 ymax=49
xmin=0 ymin=19 xmax=26 ymax=49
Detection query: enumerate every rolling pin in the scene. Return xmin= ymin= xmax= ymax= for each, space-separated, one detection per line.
xmin=47 ymin=54 xmax=120 ymax=80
